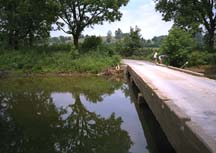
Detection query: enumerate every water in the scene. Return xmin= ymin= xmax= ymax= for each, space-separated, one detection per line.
xmin=0 ymin=76 xmax=175 ymax=153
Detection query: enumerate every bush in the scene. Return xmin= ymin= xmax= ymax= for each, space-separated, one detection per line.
xmin=188 ymin=51 xmax=208 ymax=66
xmin=96 ymin=43 xmax=116 ymax=56
xmin=81 ymin=36 xmax=102 ymax=52
xmin=160 ymin=27 xmax=195 ymax=67
xmin=206 ymin=53 xmax=216 ymax=65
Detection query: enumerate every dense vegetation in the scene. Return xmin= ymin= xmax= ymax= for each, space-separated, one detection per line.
xmin=160 ymin=27 xmax=216 ymax=67
xmin=0 ymin=0 xmax=59 ymax=49
xmin=0 ymin=44 xmax=120 ymax=74
xmin=155 ymin=0 xmax=216 ymax=50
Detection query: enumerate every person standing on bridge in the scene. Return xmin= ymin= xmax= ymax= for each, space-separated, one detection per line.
xmin=158 ymin=54 xmax=168 ymax=64
xmin=153 ymin=52 xmax=158 ymax=64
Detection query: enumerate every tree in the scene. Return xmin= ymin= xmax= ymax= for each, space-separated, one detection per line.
xmin=115 ymin=28 xmax=123 ymax=40
xmin=57 ymin=0 xmax=129 ymax=49
xmin=0 ymin=0 xmax=59 ymax=49
xmin=122 ymin=26 xmax=143 ymax=56
xmin=194 ymin=31 xmax=204 ymax=49
xmin=155 ymin=0 xmax=216 ymax=49
xmin=106 ymin=30 xmax=112 ymax=43
xmin=81 ymin=36 xmax=102 ymax=52
xmin=160 ymin=27 xmax=195 ymax=67
xmin=151 ymin=36 xmax=166 ymax=47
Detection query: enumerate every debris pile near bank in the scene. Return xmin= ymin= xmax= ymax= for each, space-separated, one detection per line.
xmin=97 ymin=65 xmax=126 ymax=77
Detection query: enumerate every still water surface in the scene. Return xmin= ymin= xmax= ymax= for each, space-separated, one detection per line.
xmin=0 ymin=76 xmax=175 ymax=153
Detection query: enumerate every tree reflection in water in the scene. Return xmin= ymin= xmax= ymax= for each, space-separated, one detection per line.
xmin=0 ymin=77 xmax=132 ymax=153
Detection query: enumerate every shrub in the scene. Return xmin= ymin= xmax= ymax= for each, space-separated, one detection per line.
xmin=188 ymin=51 xmax=208 ymax=66
xmin=206 ymin=53 xmax=216 ymax=65
xmin=96 ymin=43 xmax=116 ymax=56
xmin=81 ymin=36 xmax=102 ymax=52
xmin=160 ymin=27 xmax=195 ymax=67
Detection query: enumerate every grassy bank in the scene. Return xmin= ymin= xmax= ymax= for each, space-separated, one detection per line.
xmin=0 ymin=45 xmax=121 ymax=74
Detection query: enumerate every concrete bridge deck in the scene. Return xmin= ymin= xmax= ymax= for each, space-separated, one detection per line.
xmin=123 ymin=59 xmax=216 ymax=153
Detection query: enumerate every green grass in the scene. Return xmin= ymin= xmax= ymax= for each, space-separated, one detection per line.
xmin=0 ymin=45 xmax=121 ymax=74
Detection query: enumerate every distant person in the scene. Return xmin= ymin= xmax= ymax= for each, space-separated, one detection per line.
xmin=158 ymin=55 xmax=163 ymax=64
xmin=153 ymin=52 xmax=158 ymax=64
xmin=158 ymin=55 xmax=168 ymax=64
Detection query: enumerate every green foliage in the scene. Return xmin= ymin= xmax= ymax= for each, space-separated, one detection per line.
xmin=80 ymin=36 xmax=116 ymax=56
xmin=115 ymin=28 xmax=124 ymax=40
xmin=121 ymin=48 xmax=159 ymax=61
xmin=113 ymin=41 xmax=124 ymax=55
xmin=97 ymin=44 xmax=116 ymax=56
xmin=120 ymin=26 xmax=143 ymax=57
xmin=206 ymin=53 xmax=216 ymax=65
xmin=188 ymin=51 xmax=208 ymax=66
xmin=145 ymin=36 xmax=166 ymax=48
xmin=155 ymin=0 xmax=216 ymax=49
xmin=160 ymin=27 xmax=195 ymax=67
xmin=0 ymin=45 xmax=120 ymax=74
xmin=0 ymin=0 xmax=59 ymax=49
xmin=185 ymin=51 xmax=216 ymax=66
xmin=106 ymin=30 xmax=113 ymax=43
xmin=81 ymin=36 xmax=102 ymax=52
xmin=57 ymin=0 xmax=129 ymax=48
xmin=72 ymin=54 xmax=120 ymax=73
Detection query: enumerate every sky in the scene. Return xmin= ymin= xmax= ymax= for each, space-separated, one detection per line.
xmin=50 ymin=0 xmax=173 ymax=39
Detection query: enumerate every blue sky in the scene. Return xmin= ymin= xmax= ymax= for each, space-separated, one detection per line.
xmin=51 ymin=0 xmax=173 ymax=39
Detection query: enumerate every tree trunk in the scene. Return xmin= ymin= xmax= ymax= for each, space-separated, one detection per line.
xmin=73 ymin=34 xmax=79 ymax=49
xmin=9 ymin=35 xmax=19 ymax=50
xmin=208 ymin=29 xmax=215 ymax=50
xmin=14 ymin=39 xmax=19 ymax=50
xmin=29 ymin=32 xmax=34 ymax=47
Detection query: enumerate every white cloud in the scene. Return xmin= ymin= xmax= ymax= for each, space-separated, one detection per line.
xmin=51 ymin=1 xmax=173 ymax=39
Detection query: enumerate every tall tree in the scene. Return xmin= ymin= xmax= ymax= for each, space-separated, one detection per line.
xmin=154 ymin=0 xmax=216 ymax=49
xmin=106 ymin=30 xmax=112 ymax=43
xmin=122 ymin=26 xmax=142 ymax=56
xmin=0 ymin=0 xmax=58 ymax=49
xmin=57 ymin=0 xmax=129 ymax=49
xmin=115 ymin=28 xmax=123 ymax=40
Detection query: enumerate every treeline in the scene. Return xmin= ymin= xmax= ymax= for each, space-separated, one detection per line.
xmin=105 ymin=28 xmax=166 ymax=48
xmin=49 ymin=30 xmax=166 ymax=48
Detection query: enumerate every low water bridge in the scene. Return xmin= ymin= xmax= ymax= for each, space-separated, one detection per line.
xmin=123 ymin=59 xmax=216 ymax=153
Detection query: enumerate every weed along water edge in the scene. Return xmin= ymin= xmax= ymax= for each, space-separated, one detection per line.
xmin=0 ymin=76 xmax=174 ymax=153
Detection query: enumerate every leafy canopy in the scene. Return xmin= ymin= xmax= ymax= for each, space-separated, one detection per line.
xmin=155 ymin=0 xmax=216 ymax=49
xmin=122 ymin=26 xmax=143 ymax=57
xmin=57 ymin=0 xmax=129 ymax=48
xmin=0 ymin=0 xmax=59 ymax=49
